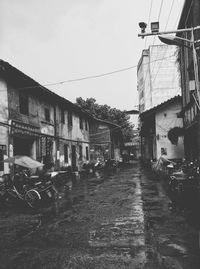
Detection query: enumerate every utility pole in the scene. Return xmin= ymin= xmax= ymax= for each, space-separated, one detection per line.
xmin=138 ymin=23 xmax=200 ymax=107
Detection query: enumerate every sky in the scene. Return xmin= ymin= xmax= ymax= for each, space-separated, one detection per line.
xmin=0 ymin=0 xmax=185 ymax=111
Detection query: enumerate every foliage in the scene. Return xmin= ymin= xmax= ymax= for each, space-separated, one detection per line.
xmin=167 ymin=127 xmax=184 ymax=145
xmin=76 ymin=97 xmax=134 ymax=141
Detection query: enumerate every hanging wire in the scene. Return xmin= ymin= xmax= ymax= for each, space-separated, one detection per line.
xmin=151 ymin=0 xmax=176 ymax=86
xmin=144 ymin=0 xmax=154 ymax=49
xmin=141 ymin=0 xmax=165 ymax=106
xmin=11 ymin=54 xmax=176 ymax=92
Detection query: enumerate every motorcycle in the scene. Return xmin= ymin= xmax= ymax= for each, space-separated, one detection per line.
xmin=169 ymin=166 xmax=199 ymax=197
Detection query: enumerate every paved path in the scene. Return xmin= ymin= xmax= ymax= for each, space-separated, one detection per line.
xmin=0 ymin=162 xmax=200 ymax=268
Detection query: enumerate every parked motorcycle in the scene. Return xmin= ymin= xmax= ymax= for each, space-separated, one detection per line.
xmin=169 ymin=162 xmax=200 ymax=197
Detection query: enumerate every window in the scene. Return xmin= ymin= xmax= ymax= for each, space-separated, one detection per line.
xmin=86 ymin=146 xmax=89 ymax=160
xmin=19 ymin=92 xmax=29 ymax=115
xmin=85 ymin=120 xmax=88 ymax=131
xmin=79 ymin=117 xmax=83 ymax=129
xmin=161 ymin=148 xmax=167 ymax=155
xmin=68 ymin=111 xmax=73 ymax=127
xmin=45 ymin=108 xmax=50 ymax=122
xmin=79 ymin=145 xmax=82 ymax=160
xmin=64 ymin=144 xmax=68 ymax=163
xmin=0 ymin=150 xmax=4 ymax=171
xmin=61 ymin=109 xmax=65 ymax=123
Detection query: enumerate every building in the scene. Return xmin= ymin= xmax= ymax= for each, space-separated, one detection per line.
xmin=124 ymin=130 xmax=141 ymax=160
xmin=137 ymin=45 xmax=181 ymax=114
xmin=89 ymin=118 xmax=122 ymax=162
xmin=176 ymin=0 xmax=200 ymax=161
xmin=0 ymin=60 xmax=91 ymax=175
xmin=140 ymin=96 xmax=184 ymax=162
xmin=123 ymin=110 xmax=140 ymax=159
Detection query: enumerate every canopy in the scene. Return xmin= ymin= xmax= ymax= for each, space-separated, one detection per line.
xmin=3 ymin=155 xmax=44 ymax=169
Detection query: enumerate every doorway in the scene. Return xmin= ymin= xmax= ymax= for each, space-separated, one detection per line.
xmin=71 ymin=145 xmax=77 ymax=171
xmin=13 ymin=136 xmax=34 ymax=157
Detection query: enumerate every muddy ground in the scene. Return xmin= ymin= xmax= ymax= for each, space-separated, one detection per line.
xmin=0 ymin=162 xmax=200 ymax=269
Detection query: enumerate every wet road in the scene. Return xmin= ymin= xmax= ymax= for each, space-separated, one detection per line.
xmin=0 ymin=161 xmax=200 ymax=268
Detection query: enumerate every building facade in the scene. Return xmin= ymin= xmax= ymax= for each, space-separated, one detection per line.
xmin=176 ymin=0 xmax=200 ymax=161
xmin=89 ymin=119 xmax=122 ymax=162
xmin=140 ymin=96 xmax=184 ymax=162
xmin=0 ymin=60 xmax=91 ymax=175
xmin=137 ymin=45 xmax=181 ymax=114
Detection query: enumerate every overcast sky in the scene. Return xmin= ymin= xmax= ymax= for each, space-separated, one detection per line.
xmin=0 ymin=0 xmax=184 ymax=111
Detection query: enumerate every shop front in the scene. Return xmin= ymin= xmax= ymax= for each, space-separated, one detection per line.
xmin=10 ymin=120 xmax=40 ymax=160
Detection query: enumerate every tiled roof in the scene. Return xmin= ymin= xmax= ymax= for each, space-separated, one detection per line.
xmin=140 ymin=95 xmax=181 ymax=119
xmin=0 ymin=59 xmax=120 ymax=127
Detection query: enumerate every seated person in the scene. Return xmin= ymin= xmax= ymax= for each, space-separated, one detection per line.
xmin=12 ymin=167 xmax=29 ymax=193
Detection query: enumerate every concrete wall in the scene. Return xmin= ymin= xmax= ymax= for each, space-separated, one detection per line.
xmin=155 ymin=102 xmax=184 ymax=160
xmin=138 ymin=49 xmax=151 ymax=113
xmin=59 ymin=140 xmax=89 ymax=170
xmin=4 ymin=80 xmax=90 ymax=171
xmin=149 ymin=45 xmax=181 ymax=108
xmin=138 ymin=45 xmax=181 ymax=114
xmin=58 ymin=110 xmax=89 ymax=141
xmin=57 ymin=106 xmax=90 ymax=168
xmin=8 ymin=85 xmax=55 ymax=128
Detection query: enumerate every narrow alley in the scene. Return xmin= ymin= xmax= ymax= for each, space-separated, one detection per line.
xmin=0 ymin=162 xmax=200 ymax=269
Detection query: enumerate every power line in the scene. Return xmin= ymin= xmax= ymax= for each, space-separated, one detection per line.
xmin=150 ymin=0 xmax=177 ymax=90
xmin=144 ymin=0 xmax=153 ymax=49
xmin=158 ymin=0 xmax=164 ymax=21
xmin=14 ymin=54 xmax=176 ymax=91
xmin=164 ymin=0 xmax=175 ymax=31
xmin=148 ymin=0 xmax=165 ymax=90
xmin=89 ymin=121 xmax=130 ymax=137
xmin=44 ymin=65 xmax=136 ymax=86
xmin=173 ymin=3 xmax=183 ymax=29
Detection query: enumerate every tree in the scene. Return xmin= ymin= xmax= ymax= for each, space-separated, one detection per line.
xmin=76 ymin=97 xmax=134 ymax=141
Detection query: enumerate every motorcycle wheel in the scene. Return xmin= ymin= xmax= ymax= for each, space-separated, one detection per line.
xmin=25 ymin=189 xmax=41 ymax=208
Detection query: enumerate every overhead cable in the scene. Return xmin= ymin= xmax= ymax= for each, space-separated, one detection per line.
xmin=14 ymin=54 xmax=176 ymax=92
xmin=152 ymin=0 xmax=176 ymax=85
xmin=144 ymin=0 xmax=153 ymax=48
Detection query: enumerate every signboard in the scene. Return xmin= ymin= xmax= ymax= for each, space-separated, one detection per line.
xmin=40 ymin=136 xmax=54 ymax=156
xmin=10 ymin=120 xmax=40 ymax=137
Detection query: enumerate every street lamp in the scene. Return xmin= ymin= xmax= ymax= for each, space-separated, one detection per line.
xmin=139 ymin=23 xmax=200 ymax=248
xmin=138 ymin=23 xmax=200 ymax=109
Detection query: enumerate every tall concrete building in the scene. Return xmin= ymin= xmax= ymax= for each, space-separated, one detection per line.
xmin=137 ymin=45 xmax=181 ymax=113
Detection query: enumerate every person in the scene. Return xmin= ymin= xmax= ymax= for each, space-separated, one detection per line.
xmin=12 ymin=165 xmax=29 ymax=193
